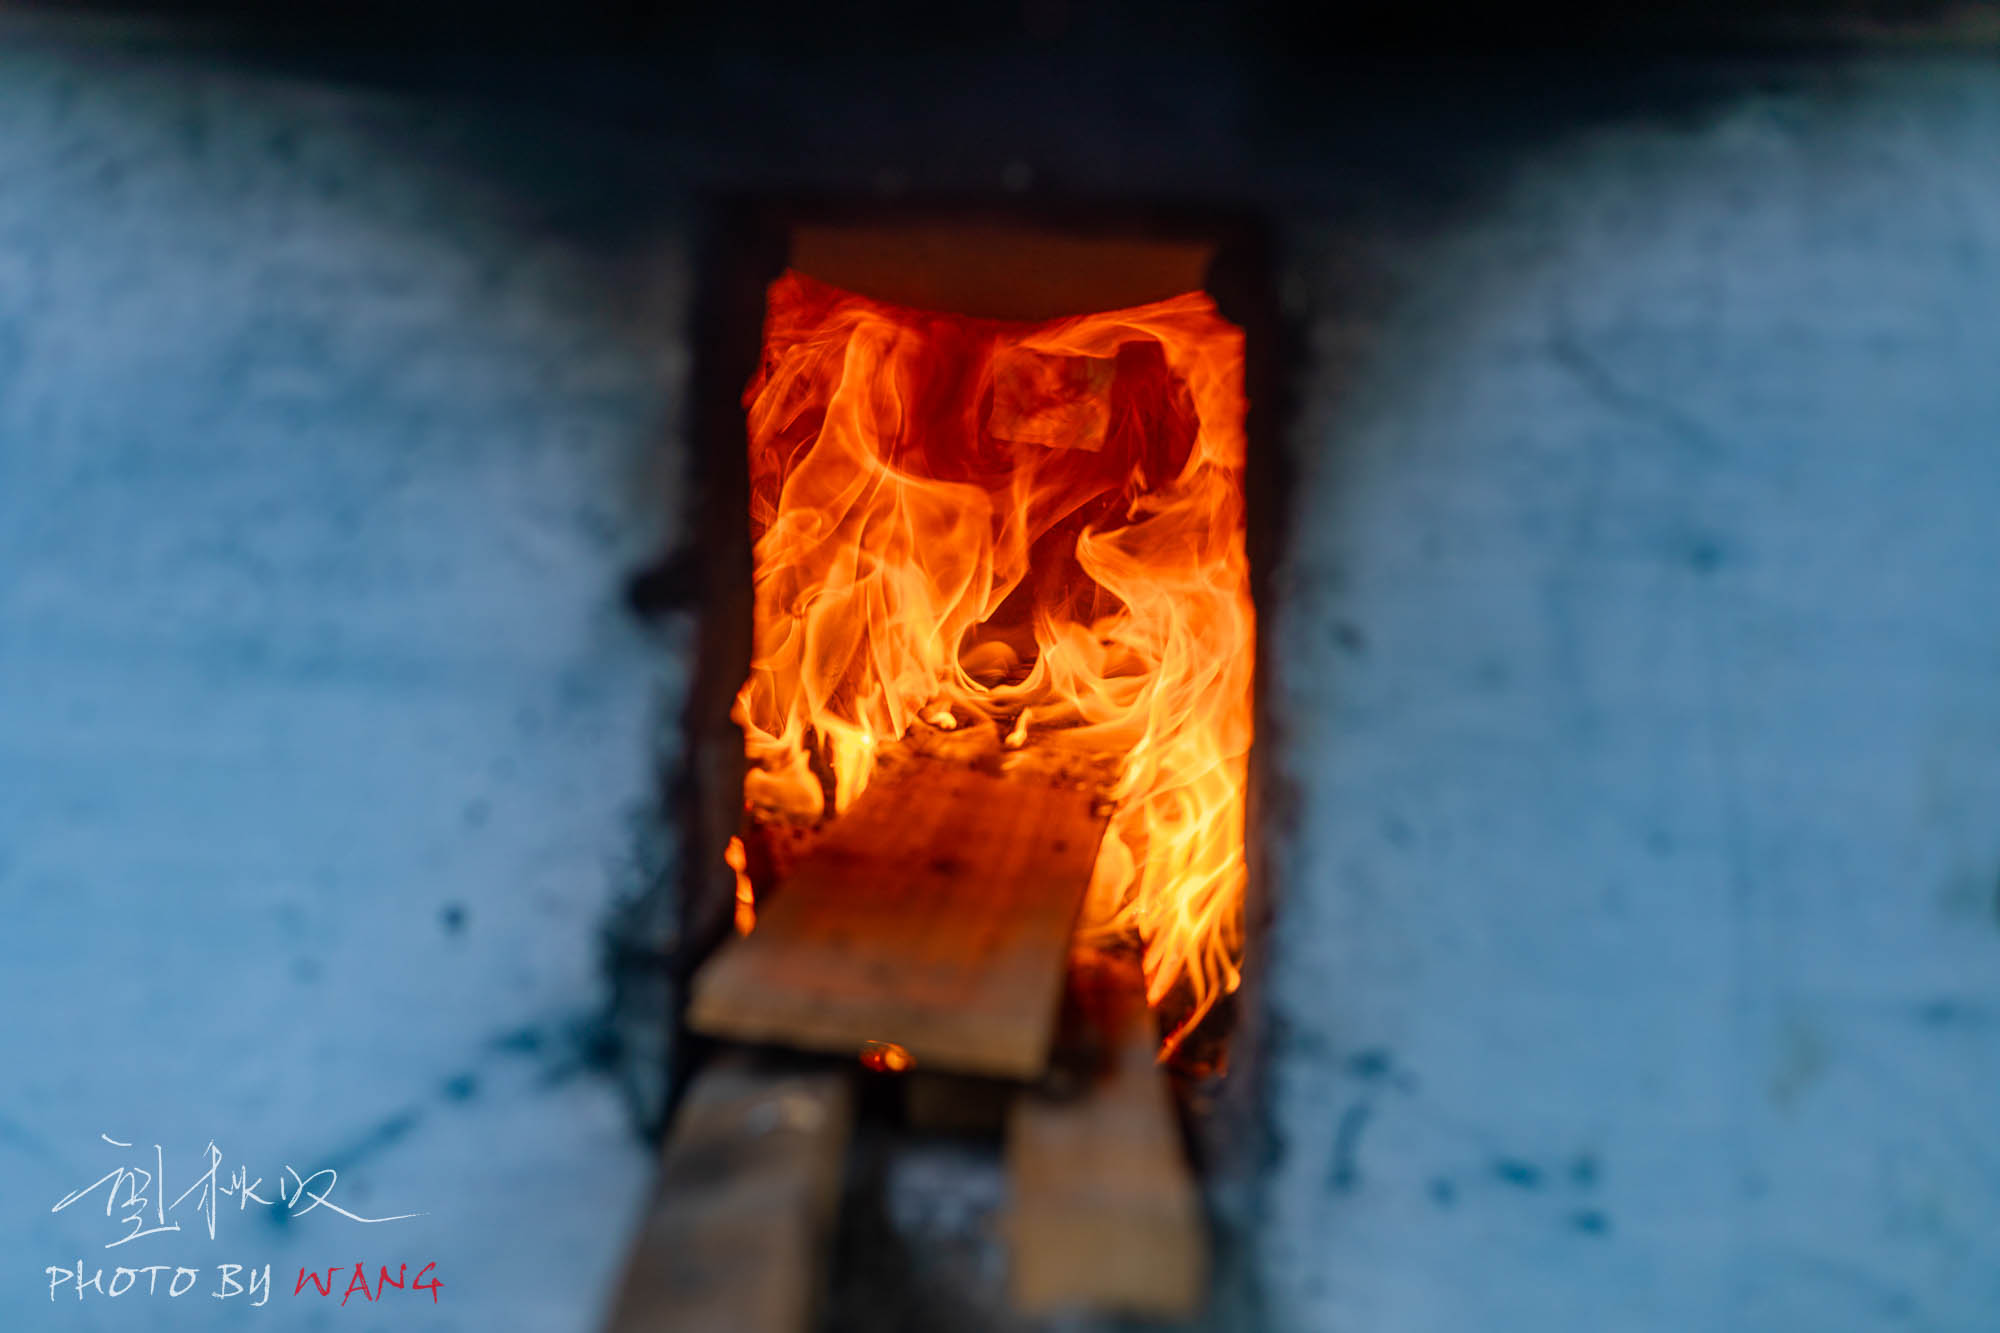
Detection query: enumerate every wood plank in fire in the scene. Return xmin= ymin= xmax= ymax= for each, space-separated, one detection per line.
xmin=601 ymin=1055 xmax=854 ymax=1333
xmin=687 ymin=756 xmax=1109 ymax=1080
xmin=1005 ymin=949 xmax=1207 ymax=1318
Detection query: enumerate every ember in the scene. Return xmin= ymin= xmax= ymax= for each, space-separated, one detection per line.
xmin=858 ymin=1040 xmax=914 ymax=1074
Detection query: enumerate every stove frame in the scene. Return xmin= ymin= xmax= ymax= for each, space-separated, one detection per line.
xmin=642 ymin=195 xmax=1289 ymax=1191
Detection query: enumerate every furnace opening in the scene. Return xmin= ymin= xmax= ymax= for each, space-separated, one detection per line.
xmin=728 ymin=264 xmax=1254 ymax=1066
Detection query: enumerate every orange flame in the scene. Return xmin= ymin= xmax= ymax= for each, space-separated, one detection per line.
xmin=725 ymin=835 xmax=755 ymax=935
xmin=859 ymin=1039 xmax=915 ymax=1074
xmin=732 ymin=270 xmax=1252 ymax=1058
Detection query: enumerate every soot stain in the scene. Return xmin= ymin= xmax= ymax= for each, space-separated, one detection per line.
xmin=442 ymin=1072 xmax=480 ymax=1102
xmin=1493 ymin=1157 xmax=1544 ymax=1190
xmin=1570 ymin=1209 xmax=1611 ymax=1236
xmin=1259 ymin=1119 xmax=1291 ymax=1177
xmin=1329 ymin=1102 xmax=1372 ymax=1193
xmin=557 ymin=1013 xmax=624 ymax=1084
xmin=1915 ymin=998 xmax=1987 ymax=1029
xmin=440 ymin=902 xmax=468 ymax=934
xmin=483 ymin=1013 xmax=614 ymax=1089
xmin=1570 ymin=1153 xmax=1600 ymax=1188
xmin=272 ymin=1109 xmax=425 ymax=1230
xmin=1267 ymin=1012 xmax=1333 ymax=1061
xmin=1330 ymin=620 xmax=1368 ymax=655
xmin=1428 ymin=1176 xmax=1457 ymax=1208
xmin=1346 ymin=1047 xmax=1393 ymax=1080
xmin=491 ymin=1025 xmax=545 ymax=1055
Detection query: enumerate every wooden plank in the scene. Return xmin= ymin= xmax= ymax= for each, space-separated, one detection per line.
xmin=601 ymin=1056 xmax=853 ymax=1333
xmin=1005 ymin=949 xmax=1207 ymax=1318
xmin=687 ymin=756 xmax=1109 ymax=1079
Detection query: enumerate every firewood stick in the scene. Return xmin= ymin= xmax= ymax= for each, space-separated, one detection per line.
xmin=1005 ymin=948 xmax=1207 ymax=1318
xmin=601 ymin=1055 xmax=853 ymax=1333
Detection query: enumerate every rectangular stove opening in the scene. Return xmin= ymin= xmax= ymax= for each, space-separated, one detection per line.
xmin=611 ymin=207 xmax=1279 ymax=1332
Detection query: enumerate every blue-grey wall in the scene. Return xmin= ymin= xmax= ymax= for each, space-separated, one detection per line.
xmin=1261 ymin=60 xmax=2000 ymax=1333
xmin=0 ymin=31 xmax=686 ymax=1330
xmin=1 ymin=23 xmax=1995 ymax=1333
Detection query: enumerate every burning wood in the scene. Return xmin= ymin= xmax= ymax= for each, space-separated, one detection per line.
xmin=728 ymin=269 xmax=1255 ymax=1058
xmin=688 ymin=755 xmax=1109 ymax=1079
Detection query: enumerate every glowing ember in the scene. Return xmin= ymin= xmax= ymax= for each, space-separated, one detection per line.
xmin=725 ymin=835 xmax=755 ymax=935
xmin=859 ymin=1039 xmax=915 ymax=1074
xmin=732 ymin=270 xmax=1253 ymax=1060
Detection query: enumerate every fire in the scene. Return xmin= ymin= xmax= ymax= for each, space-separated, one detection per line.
xmin=725 ymin=835 xmax=755 ymax=935
xmin=859 ymin=1039 xmax=915 ymax=1074
xmin=732 ymin=270 xmax=1253 ymax=1060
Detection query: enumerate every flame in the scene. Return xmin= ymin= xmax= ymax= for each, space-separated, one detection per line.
xmin=859 ymin=1039 xmax=915 ymax=1074
xmin=732 ymin=270 xmax=1253 ymax=1059
xmin=1004 ymin=708 xmax=1032 ymax=750
xmin=725 ymin=835 xmax=755 ymax=935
